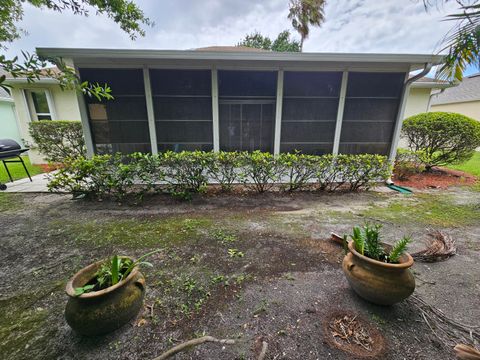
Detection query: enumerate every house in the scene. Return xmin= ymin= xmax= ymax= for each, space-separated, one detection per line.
xmin=1 ymin=68 xmax=81 ymax=163
xmin=0 ymin=87 xmax=22 ymax=146
xmin=404 ymin=76 xmax=454 ymax=118
xmin=430 ymin=73 xmax=480 ymax=120
xmin=7 ymin=48 xmax=445 ymax=164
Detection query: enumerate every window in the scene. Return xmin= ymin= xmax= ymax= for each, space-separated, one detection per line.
xmin=339 ymin=72 xmax=405 ymax=155
xmin=79 ymin=68 xmax=151 ymax=154
xmin=150 ymin=69 xmax=213 ymax=152
xmin=280 ymin=71 xmax=342 ymax=155
xmin=26 ymin=90 xmax=54 ymax=120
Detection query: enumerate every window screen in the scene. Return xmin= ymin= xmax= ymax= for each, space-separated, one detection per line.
xmin=280 ymin=71 xmax=342 ymax=155
xmin=340 ymin=72 xmax=405 ymax=155
xmin=218 ymin=71 xmax=277 ymax=152
xmin=150 ymin=69 xmax=213 ymax=152
xmin=80 ymin=68 xmax=151 ymax=154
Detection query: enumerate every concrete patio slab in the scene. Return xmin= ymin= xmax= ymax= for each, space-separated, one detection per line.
xmin=2 ymin=172 xmax=50 ymax=193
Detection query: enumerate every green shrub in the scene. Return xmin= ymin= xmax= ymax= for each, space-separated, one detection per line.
xmin=340 ymin=154 xmax=392 ymax=191
xmin=162 ymin=151 xmax=212 ymax=198
xmin=394 ymin=149 xmax=424 ymax=181
xmin=241 ymin=150 xmax=280 ymax=193
xmin=206 ymin=151 xmax=245 ymax=191
xmin=277 ymin=152 xmax=318 ymax=191
xmin=48 ymin=151 xmax=391 ymax=201
xmin=402 ymin=112 xmax=480 ymax=170
xmin=29 ymin=120 xmax=85 ymax=163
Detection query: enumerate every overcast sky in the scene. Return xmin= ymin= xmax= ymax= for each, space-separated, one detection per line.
xmin=3 ymin=0 xmax=478 ymax=75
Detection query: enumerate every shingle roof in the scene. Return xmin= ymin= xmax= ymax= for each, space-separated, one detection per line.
xmin=431 ymin=73 xmax=480 ymax=105
xmin=195 ymin=45 xmax=270 ymax=52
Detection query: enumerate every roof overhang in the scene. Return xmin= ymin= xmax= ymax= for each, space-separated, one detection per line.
xmin=36 ymin=47 xmax=445 ymax=72
xmin=411 ymin=81 xmax=457 ymax=89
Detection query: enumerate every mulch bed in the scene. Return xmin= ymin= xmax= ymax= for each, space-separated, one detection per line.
xmin=394 ymin=167 xmax=476 ymax=190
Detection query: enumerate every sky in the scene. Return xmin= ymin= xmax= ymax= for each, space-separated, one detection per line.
xmin=2 ymin=0 xmax=478 ymax=75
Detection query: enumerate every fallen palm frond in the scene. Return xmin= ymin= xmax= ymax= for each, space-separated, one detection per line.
xmin=408 ymin=295 xmax=480 ymax=350
xmin=454 ymin=344 xmax=480 ymax=360
xmin=411 ymin=230 xmax=456 ymax=262
xmin=329 ymin=314 xmax=374 ymax=351
xmin=152 ymin=336 xmax=235 ymax=360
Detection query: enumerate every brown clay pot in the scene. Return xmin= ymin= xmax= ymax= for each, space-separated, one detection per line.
xmin=342 ymin=241 xmax=415 ymax=305
xmin=65 ymin=258 xmax=145 ymax=336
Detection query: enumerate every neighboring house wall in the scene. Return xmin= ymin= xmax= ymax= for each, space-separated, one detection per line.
xmin=430 ymin=100 xmax=480 ymax=121
xmin=9 ymin=84 xmax=81 ymax=164
xmin=0 ymin=99 xmax=22 ymax=145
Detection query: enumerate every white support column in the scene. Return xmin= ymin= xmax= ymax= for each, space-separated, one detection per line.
xmin=143 ymin=66 xmax=158 ymax=154
xmin=45 ymin=90 xmax=57 ymax=120
xmin=332 ymin=71 xmax=348 ymax=155
xmin=73 ymin=66 xmax=95 ymax=158
xmin=388 ymin=72 xmax=412 ymax=162
xmin=211 ymin=66 xmax=220 ymax=152
xmin=273 ymin=69 xmax=284 ymax=155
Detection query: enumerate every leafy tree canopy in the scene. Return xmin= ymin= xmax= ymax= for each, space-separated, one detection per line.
xmin=0 ymin=0 xmax=153 ymax=100
xmin=237 ymin=30 xmax=301 ymax=52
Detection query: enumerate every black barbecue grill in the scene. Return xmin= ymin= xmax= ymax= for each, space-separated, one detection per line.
xmin=0 ymin=139 xmax=32 ymax=189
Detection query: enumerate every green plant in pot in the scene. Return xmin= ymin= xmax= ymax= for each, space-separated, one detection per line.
xmin=342 ymin=223 xmax=415 ymax=305
xmin=65 ymin=250 xmax=160 ymax=336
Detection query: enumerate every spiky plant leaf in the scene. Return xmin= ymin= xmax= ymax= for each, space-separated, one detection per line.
xmin=389 ymin=236 xmax=412 ymax=263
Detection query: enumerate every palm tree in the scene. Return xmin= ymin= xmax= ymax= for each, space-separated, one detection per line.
xmin=288 ymin=0 xmax=326 ymax=51
xmin=425 ymin=1 xmax=480 ymax=81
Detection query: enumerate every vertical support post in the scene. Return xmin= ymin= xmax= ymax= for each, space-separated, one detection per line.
xmin=74 ymin=66 xmax=95 ymax=158
xmin=45 ymin=89 xmax=57 ymax=120
xmin=332 ymin=71 xmax=348 ymax=155
xmin=211 ymin=66 xmax=220 ymax=152
xmin=274 ymin=69 xmax=284 ymax=155
xmin=143 ymin=66 xmax=158 ymax=154
xmin=388 ymin=72 xmax=412 ymax=162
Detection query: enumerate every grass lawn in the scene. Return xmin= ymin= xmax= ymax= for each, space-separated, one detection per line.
xmin=0 ymin=156 xmax=45 ymax=183
xmin=447 ymin=151 xmax=480 ymax=177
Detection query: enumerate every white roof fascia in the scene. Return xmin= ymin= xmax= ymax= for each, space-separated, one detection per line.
xmin=3 ymin=78 xmax=59 ymax=85
xmin=411 ymin=82 xmax=456 ymax=89
xmin=36 ymin=48 xmax=445 ymax=69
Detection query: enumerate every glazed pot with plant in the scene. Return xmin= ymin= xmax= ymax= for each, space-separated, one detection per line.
xmin=65 ymin=250 xmax=159 ymax=336
xmin=342 ymin=224 xmax=415 ymax=306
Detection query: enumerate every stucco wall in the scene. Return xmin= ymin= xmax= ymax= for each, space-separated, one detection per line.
xmin=430 ymin=101 xmax=480 ymax=121
xmin=398 ymin=87 xmax=432 ymax=149
xmin=9 ymin=84 xmax=80 ymax=164
xmin=404 ymin=88 xmax=432 ymax=119
xmin=0 ymin=100 xmax=22 ymax=145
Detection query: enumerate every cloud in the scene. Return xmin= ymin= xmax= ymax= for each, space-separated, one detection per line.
xmin=1 ymin=0 xmax=466 ymax=60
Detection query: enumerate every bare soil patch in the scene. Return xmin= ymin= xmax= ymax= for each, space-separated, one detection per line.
xmin=0 ymin=188 xmax=479 ymax=359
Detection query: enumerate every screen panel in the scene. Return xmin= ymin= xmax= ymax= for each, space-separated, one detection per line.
xmin=150 ymin=69 xmax=213 ymax=152
xmin=340 ymin=71 xmax=405 ymax=155
xmin=218 ymin=70 xmax=277 ymax=152
xmin=280 ymin=71 xmax=341 ymax=154
xmin=80 ymin=68 xmax=151 ymax=154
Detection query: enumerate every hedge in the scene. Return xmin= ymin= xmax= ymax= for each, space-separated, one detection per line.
xmin=29 ymin=120 xmax=86 ymax=163
xmin=47 ymin=151 xmax=392 ymax=201
xmin=402 ymin=112 xmax=480 ymax=169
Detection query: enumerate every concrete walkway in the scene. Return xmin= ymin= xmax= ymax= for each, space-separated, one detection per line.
xmin=1 ymin=172 xmax=50 ymax=192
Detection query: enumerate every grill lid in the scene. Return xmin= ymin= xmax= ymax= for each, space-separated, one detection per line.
xmin=0 ymin=139 xmax=21 ymax=152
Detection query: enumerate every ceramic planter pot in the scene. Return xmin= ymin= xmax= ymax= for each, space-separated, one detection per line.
xmin=342 ymin=241 xmax=415 ymax=305
xmin=65 ymin=258 xmax=145 ymax=336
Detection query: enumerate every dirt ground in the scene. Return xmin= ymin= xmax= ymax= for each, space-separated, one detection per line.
xmin=0 ymin=185 xmax=479 ymax=360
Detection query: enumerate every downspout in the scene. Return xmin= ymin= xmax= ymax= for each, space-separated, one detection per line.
xmin=387 ymin=62 xmax=432 ymax=185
